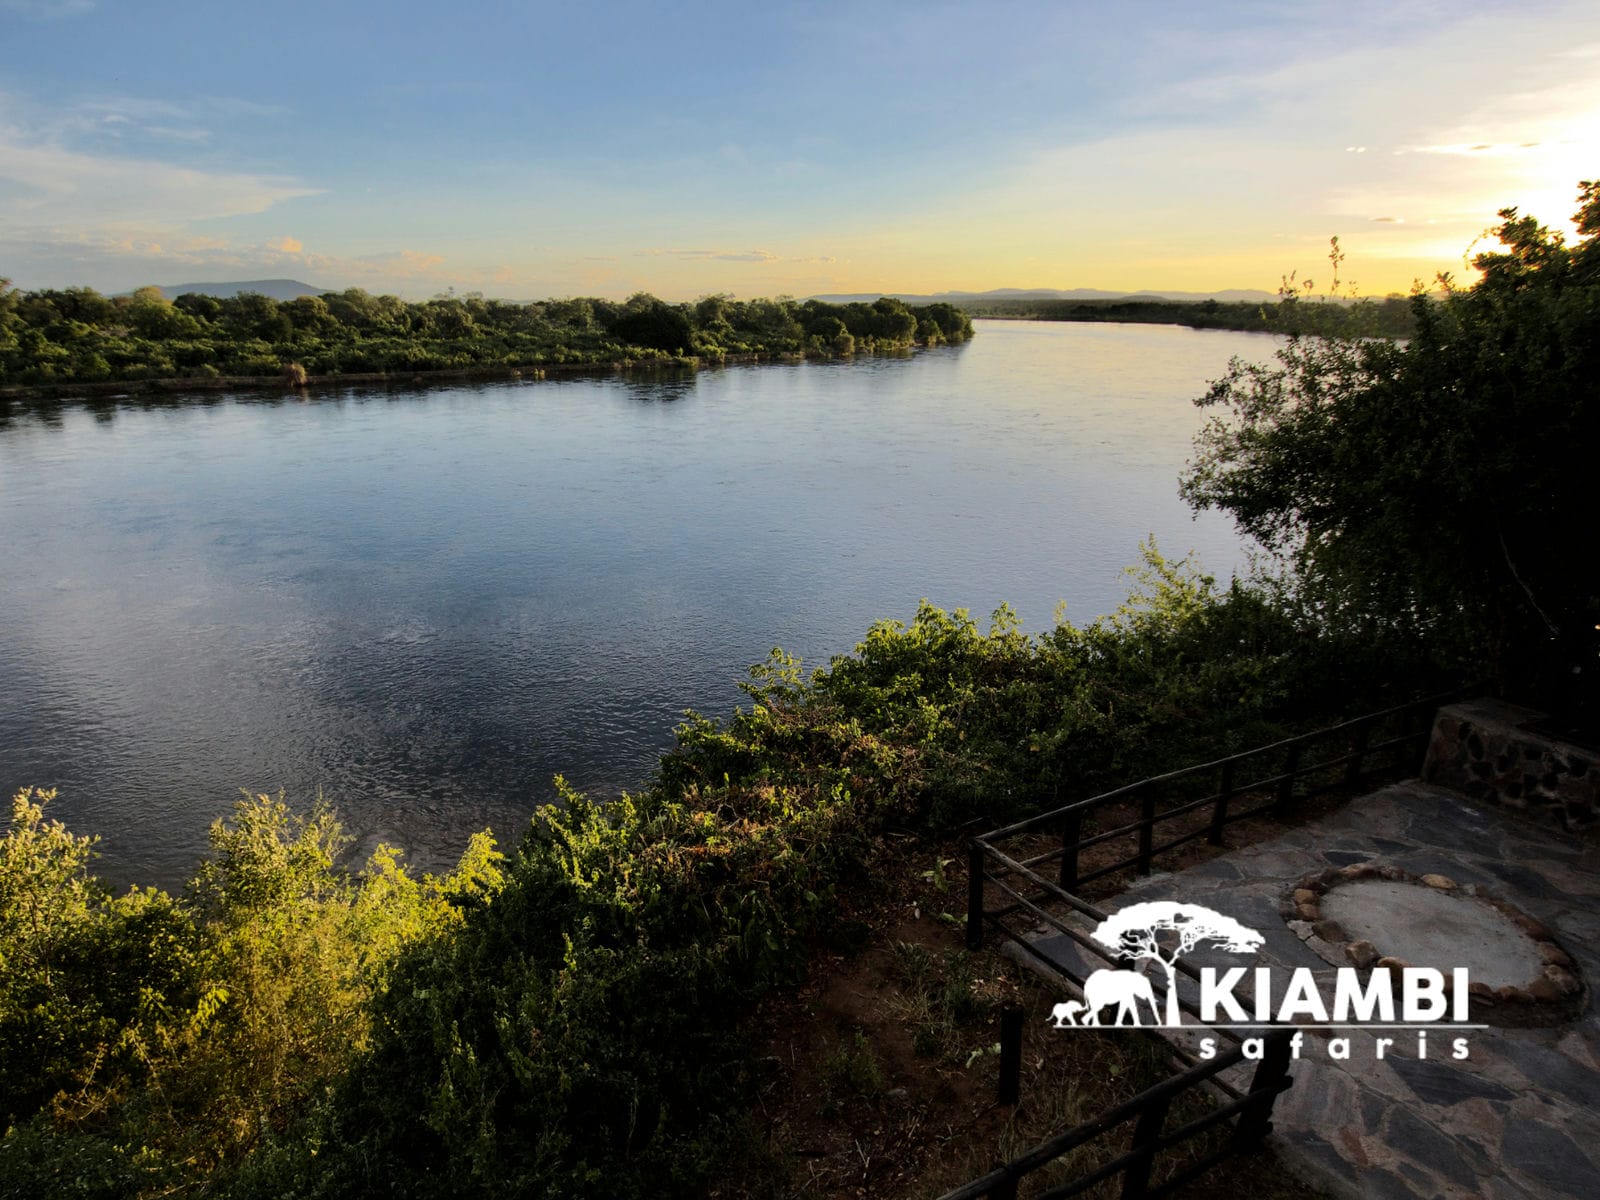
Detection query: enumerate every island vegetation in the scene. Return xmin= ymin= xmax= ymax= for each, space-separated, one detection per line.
xmin=0 ymin=290 xmax=974 ymax=393
xmin=2 ymin=180 xmax=1594 ymax=1198
xmin=959 ymin=266 xmax=1420 ymax=339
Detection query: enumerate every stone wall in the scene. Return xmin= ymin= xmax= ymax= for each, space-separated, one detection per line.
xmin=1422 ymin=698 xmax=1597 ymax=831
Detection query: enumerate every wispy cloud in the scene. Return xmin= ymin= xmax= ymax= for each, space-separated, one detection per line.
xmin=638 ymin=247 xmax=836 ymax=265
xmin=0 ymin=0 xmax=93 ymax=17
xmin=0 ymin=133 xmax=320 ymax=225
xmin=642 ymin=247 xmax=781 ymax=263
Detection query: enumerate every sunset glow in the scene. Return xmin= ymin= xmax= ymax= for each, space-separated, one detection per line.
xmin=2 ymin=0 xmax=1596 ymax=299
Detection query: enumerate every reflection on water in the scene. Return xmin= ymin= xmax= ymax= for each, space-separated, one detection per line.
xmin=0 ymin=321 xmax=1278 ymax=887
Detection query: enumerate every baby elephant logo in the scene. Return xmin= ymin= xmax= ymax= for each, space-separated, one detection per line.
xmin=1049 ymin=901 xmax=1265 ymax=1029
xmin=1048 ymin=1000 xmax=1085 ymax=1027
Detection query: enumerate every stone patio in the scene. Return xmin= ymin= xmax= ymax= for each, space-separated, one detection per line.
xmin=1022 ymin=781 xmax=1600 ymax=1199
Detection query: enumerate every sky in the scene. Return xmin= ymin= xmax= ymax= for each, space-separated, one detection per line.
xmin=1 ymin=0 xmax=1597 ymax=301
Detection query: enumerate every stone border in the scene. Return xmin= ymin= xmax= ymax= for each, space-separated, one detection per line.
xmin=1423 ymin=698 xmax=1597 ymax=832
xmin=1282 ymin=862 xmax=1585 ymax=1024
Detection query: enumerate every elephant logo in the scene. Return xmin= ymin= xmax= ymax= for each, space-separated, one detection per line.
xmin=1045 ymin=900 xmax=1265 ymax=1030
xmin=1048 ymin=1000 xmax=1085 ymax=1027
xmin=1082 ymin=969 xmax=1161 ymax=1026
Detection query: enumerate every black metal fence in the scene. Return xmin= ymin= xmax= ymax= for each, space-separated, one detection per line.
xmin=936 ymin=1029 xmax=1294 ymax=1200
xmin=968 ymin=691 xmax=1451 ymax=956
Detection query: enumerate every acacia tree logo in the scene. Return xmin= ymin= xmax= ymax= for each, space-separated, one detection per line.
xmin=1052 ymin=901 xmax=1264 ymax=1028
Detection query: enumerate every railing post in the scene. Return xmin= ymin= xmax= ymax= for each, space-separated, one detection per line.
xmin=1345 ymin=718 xmax=1373 ymax=787
xmin=1058 ymin=807 xmax=1083 ymax=891
xmin=997 ymin=1003 xmax=1024 ymax=1106
xmin=1119 ymin=1091 xmax=1172 ymax=1199
xmin=1274 ymin=743 xmax=1303 ymax=816
xmin=1231 ymin=1029 xmax=1294 ymax=1150
xmin=1208 ymin=758 xmax=1235 ymax=846
xmin=967 ymin=839 xmax=987 ymax=951
xmin=1410 ymin=701 xmax=1435 ymax=774
xmin=1136 ymin=783 xmax=1156 ymax=875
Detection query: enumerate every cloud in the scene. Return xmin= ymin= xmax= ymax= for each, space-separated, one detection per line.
xmin=0 ymin=0 xmax=93 ymax=16
xmin=642 ymin=247 xmax=782 ymax=263
xmin=268 ymin=235 xmax=303 ymax=254
xmin=0 ymin=133 xmax=320 ymax=228
xmin=638 ymin=247 xmax=837 ymax=265
xmin=348 ymin=249 xmax=445 ymax=276
xmin=1413 ymin=141 xmax=1554 ymax=156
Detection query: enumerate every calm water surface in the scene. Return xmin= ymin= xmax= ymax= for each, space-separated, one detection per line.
xmin=0 ymin=320 xmax=1279 ymax=885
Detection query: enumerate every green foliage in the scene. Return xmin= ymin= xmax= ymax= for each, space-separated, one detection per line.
xmin=226 ymin=769 xmax=883 ymax=1199
xmin=1183 ymin=180 xmax=1600 ymax=705
xmin=658 ymin=543 xmax=1343 ymax=833
xmin=0 ymin=789 xmax=501 ymax=1198
xmin=0 ymin=288 xmax=974 ymax=389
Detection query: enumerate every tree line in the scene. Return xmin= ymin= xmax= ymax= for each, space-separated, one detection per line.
xmin=0 ymin=288 xmax=975 ymax=388
xmin=960 ymin=291 xmax=1419 ymax=338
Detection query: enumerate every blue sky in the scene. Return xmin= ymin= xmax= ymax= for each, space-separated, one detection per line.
xmin=2 ymin=0 xmax=1597 ymax=298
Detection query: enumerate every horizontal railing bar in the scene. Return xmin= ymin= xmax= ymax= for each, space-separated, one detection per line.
xmin=1148 ymin=1077 xmax=1291 ymax=1152
xmin=978 ymin=1032 xmax=1283 ymax=1182
xmin=1220 ymin=798 xmax=1279 ymax=825
xmin=981 ymin=867 xmax=1219 ymax=1003
xmin=981 ymin=872 xmax=1113 ymax=957
xmin=980 ymin=689 xmax=1458 ymax=843
xmin=979 ymin=843 xmax=1109 ymax=923
xmin=1064 ymin=817 xmax=1149 ymax=853
xmin=989 ymin=915 xmax=1248 ymax=1065
xmin=1029 ymin=1143 xmax=1143 ymax=1199
xmin=1037 ymin=1069 xmax=1286 ymax=1200
xmin=935 ymin=1032 xmax=1290 ymax=1200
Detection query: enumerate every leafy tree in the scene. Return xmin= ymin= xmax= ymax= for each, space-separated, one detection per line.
xmin=1183 ymin=180 xmax=1600 ymax=710
xmin=607 ymin=294 xmax=693 ymax=354
xmin=0 ymin=789 xmax=502 ymax=1196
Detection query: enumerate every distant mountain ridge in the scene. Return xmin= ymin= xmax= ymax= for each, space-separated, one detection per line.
xmin=146 ymin=279 xmax=327 ymax=301
xmin=808 ymin=287 xmax=1277 ymax=305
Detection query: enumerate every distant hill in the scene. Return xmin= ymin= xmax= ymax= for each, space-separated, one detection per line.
xmin=147 ymin=279 xmax=328 ymax=301
xmin=809 ymin=286 xmax=1278 ymax=305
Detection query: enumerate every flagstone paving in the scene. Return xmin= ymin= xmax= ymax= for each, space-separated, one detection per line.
xmin=1020 ymin=781 xmax=1600 ymax=1199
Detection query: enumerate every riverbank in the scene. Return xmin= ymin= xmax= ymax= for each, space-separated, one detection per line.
xmin=962 ymin=295 xmax=1417 ymax=338
xmin=0 ymin=349 xmax=805 ymax=403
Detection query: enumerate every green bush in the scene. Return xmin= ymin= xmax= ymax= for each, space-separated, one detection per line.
xmin=0 ymin=790 xmax=501 ymax=1197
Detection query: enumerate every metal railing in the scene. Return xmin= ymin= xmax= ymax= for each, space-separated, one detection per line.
xmin=968 ymin=692 xmax=1453 ymax=961
xmin=937 ymin=1029 xmax=1294 ymax=1200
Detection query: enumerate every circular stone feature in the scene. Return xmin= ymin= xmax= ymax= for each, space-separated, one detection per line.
xmin=1319 ymin=879 xmax=1544 ymax=989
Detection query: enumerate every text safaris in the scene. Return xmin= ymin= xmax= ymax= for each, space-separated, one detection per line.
xmin=1197 ymin=1030 xmax=1471 ymax=1061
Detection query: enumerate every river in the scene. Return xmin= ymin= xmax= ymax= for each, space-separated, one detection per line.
xmin=0 ymin=319 xmax=1281 ymax=885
